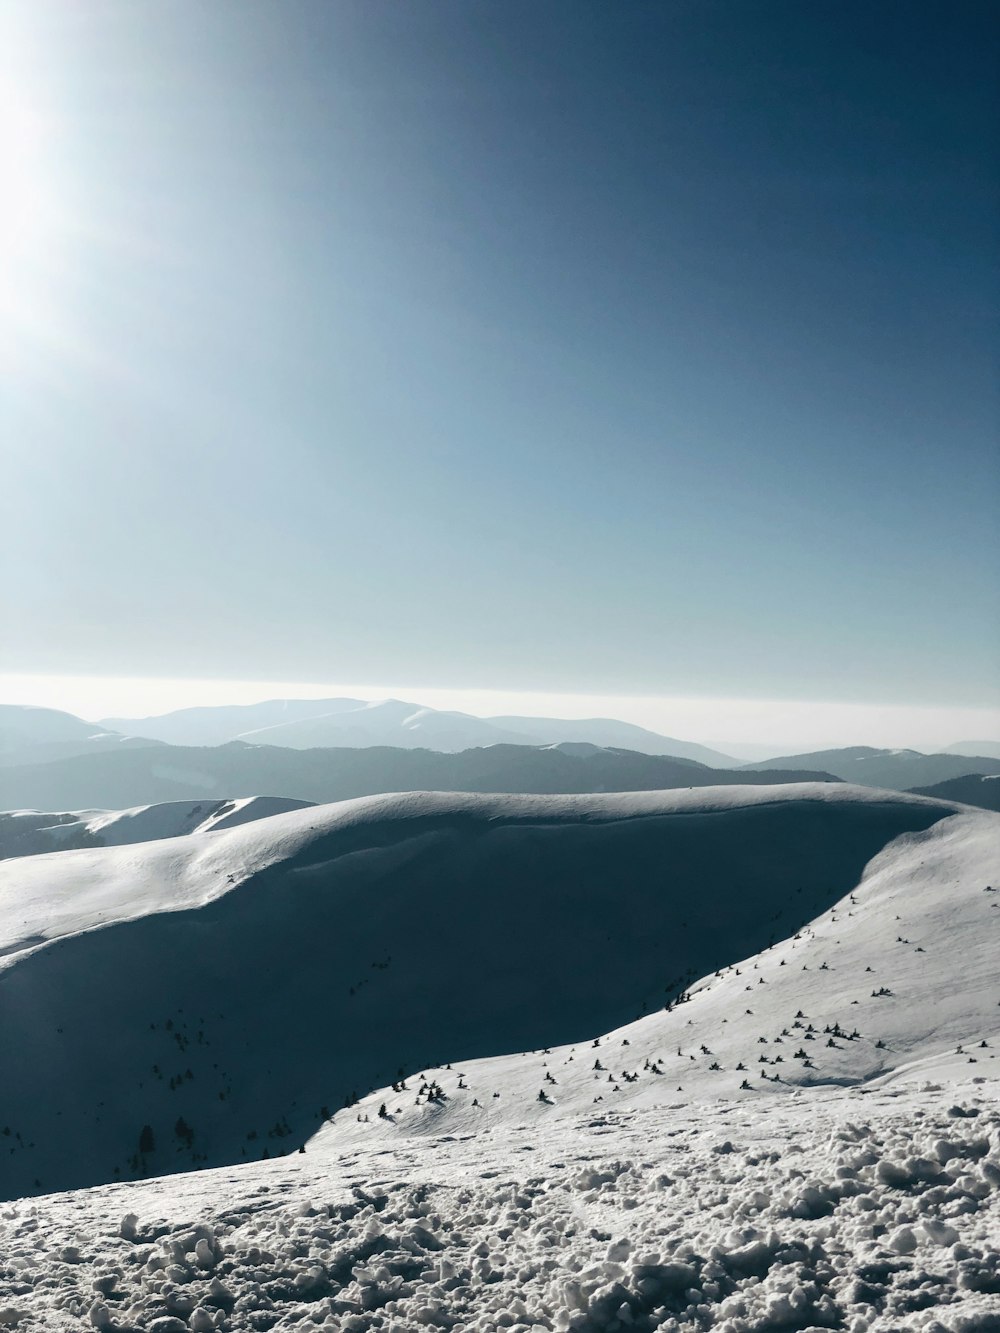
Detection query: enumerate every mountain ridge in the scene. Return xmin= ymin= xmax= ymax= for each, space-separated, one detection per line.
xmin=0 ymin=740 xmax=837 ymax=814
xmin=745 ymin=744 xmax=1000 ymax=790
xmin=99 ymin=697 xmax=738 ymax=765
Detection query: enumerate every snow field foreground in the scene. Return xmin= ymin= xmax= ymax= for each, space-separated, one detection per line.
xmin=1 ymin=1083 xmax=999 ymax=1332
xmin=0 ymin=786 xmax=957 ymax=1199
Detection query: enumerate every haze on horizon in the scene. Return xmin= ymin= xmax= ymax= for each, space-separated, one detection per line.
xmin=2 ymin=2 xmax=998 ymax=727
xmin=2 ymin=671 xmax=999 ymax=757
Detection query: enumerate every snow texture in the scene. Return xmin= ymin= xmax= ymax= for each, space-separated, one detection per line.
xmin=0 ymin=784 xmax=997 ymax=1329
xmin=0 ymin=1084 xmax=998 ymax=1331
xmin=0 ymin=786 xmax=989 ymax=1200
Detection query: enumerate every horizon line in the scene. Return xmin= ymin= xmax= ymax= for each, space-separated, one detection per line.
xmin=1 ymin=672 xmax=998 ymax=755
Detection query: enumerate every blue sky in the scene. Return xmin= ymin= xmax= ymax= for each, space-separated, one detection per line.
xmin=2 ymin=0 xmax=998 ymax=717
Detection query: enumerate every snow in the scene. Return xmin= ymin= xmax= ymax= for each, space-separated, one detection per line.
xmin=0 ymin=798 xmax=314 ymax=860
xmin=0 ymin=705 xmax=156 ymax=768
xmin=0 ymin=1083 xmax=999 ymax=1331
xmin=312 ymin=807 xmax=1000 ymax=1153
xmin=0 ymin=783 xmax=983 ymax=1197
xmin=0 ymin=780 xmax=950 ymax=968
xmin=0 ymin=782 xmax=996 ymax=1329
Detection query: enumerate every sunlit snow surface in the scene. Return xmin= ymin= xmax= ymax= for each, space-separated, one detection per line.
xmin=1 ymin=1083 xmax=999 ymax=1331
xmin=0 ymin=784 xmax=997 ymax=1329
xmin=0 ymin=796 xmax=314 ymax=861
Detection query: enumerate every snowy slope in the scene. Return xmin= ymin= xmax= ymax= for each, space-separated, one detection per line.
xmin=0 ymin=785 xmax=968 ymax=1201
xmin=0 ymin=797 xmax=315 ymax=860
xmin=0 ymin=788 xmax=998 ymax=1333
xmin=2 ymin=1081 xmax=999 ymax=1333
xmin=317 ymin=806 xmax=999 ymax=1155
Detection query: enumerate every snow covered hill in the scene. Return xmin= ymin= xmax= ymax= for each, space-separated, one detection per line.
xmin=0 ymin=797 xmax=314 ymax=860
xmin=0 ymin=704 xmax=160 ymax=768
xmin=746 ymin=745 xmax=1000 ymax=790
xmin=319 ymin=804 xmax=999 ymax=1155
xmin=0 ymin=784 xmax=975 ymax=1203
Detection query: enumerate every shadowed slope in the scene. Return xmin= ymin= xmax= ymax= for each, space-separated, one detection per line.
xmin=323 ymin=805 xmax=999 ymax=1151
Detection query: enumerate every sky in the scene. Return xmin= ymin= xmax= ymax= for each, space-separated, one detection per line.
xmin=2 ymin=1 xmax=998 ymax=735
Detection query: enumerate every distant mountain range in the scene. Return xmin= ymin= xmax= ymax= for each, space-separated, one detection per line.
xmin=99 ymin=697 xmax=739 ymax=765
xmin=942 ymin=740 xmax=1000 ymax=760
xmin=0 ymin=740 xmax=836 ymax=814
xmin=0 ymin=703 xmax=162 ymax=768
xmin=2 ymin=704 xmax=998 ymax=814
xmin=8 ymin=764 xmax=997 ymax=862
xmin=744 ymin=745 xmax=1000 ymax=791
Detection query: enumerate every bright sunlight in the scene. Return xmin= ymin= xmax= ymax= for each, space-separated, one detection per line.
xmin=0 ymin=82 xmax=49 ymax=318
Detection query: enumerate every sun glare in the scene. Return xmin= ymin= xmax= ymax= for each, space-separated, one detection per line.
xmin=0 ymin=80 xmax=55 ymax=324
xmin=0 ymin=88 xmax=43 ymax=234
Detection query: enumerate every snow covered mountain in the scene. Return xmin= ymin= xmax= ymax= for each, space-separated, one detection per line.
xmin=0 ymin=783 xmax=983 ymax=1203
xmin=0 ymin=704 xmax=160 ymax=768
xmin=322 ymin=801 xmax=999 ymax=1147
xmin=0 ymin=741 xmax=833 ymax=813
xmin=746 ymin=744 xmax=1000 ymax=790
xmin=232 ymin=700 xmax=534 ymax=751
xmin=99 ymin=699 xmax=370 ymax=748
xmin=101 ymin=697 xmax=736 ymax=763
xmin=0 ymin=796 xmax=314 ymax=860
xmin=0 ymin=784 xmax=998 ymax=1332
